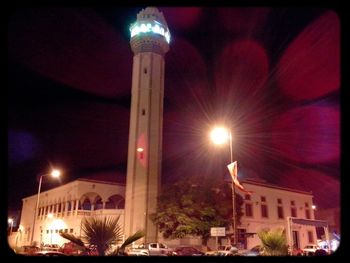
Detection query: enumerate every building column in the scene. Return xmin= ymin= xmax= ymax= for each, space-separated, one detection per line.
xmin=65 ymin=200 xmax=69 ymax=215
xmin=55 ymin=203 xmax=59 ymax=216
xmin=75 ymin=199 xmax=79 ymax=216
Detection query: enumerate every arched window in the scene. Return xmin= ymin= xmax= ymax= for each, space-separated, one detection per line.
xmin=94 ymin=197 xmax=103 ymax=210
xmin=105 ymin=195 xmax=125 ymax=209
xmin=82 ymin=198 xmax=91 ymax=210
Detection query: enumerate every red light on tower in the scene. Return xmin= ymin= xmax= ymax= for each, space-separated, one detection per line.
xmin=137 ymin=147 xmax=144 ymax=159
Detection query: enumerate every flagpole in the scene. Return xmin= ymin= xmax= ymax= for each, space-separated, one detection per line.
xmin=229 ymin=130 xmax=237 ymax=247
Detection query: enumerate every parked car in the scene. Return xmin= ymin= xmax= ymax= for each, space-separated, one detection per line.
xmin=34 ymin=251 xmax=67 ymax=256
xmin=129 ymin=243 xmax=172 ymax=256
xmin=217 ymin=245 xmax=239 ymax=256
xmin=126 ymin=250 xmax=149 ymax=256
xmin=288 ymin=245 xmax=303 ymax=256
xmin=59 ymin=242 xmax=84 ymax=255
xmin=42 ymin=244 xmax=60 ymax=251
xmin=239 ymin=245 xmax=263 ymax=256
xmin=205 ymin=245 xmax=239 ymax=256
xmin=314 ymin=249 xmax=328 ymax=256
xmin=172 ymin=246 xmax=204 ymax=256
xmin=16 ymin=245 xmax=40 ymax=255
xmin=302 ymin=245 xmax=320 ymax=256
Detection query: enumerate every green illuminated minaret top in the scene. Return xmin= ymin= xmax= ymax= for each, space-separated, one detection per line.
xmin=130 ymin=7 xmax=170 ymax=55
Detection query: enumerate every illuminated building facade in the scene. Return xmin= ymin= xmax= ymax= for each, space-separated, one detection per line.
xmin=236 ymin=179 xmax=318 ymax=250
xmin=16 ymin=177 xmax=324 ymax=252
xmin=16 ymin=178 xmax=125 ymax=247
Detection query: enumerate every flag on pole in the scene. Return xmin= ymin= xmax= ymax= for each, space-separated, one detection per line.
xmin=227 ymin=161 xmax=253 ymax=195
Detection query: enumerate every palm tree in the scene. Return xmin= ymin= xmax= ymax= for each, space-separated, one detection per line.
xmin=257 ymin=228 xmax=288 ymax=256
xmin=60 ymin=215 xmax=144 ymax=256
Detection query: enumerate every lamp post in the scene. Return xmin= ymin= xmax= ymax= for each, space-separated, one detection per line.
xmin=8 ymin=218 xmax=14 ymax=236
xmin=210 ymin=126 xmax=237 ymax=246
xmin=30 ymin=169 xmax=61 ymax=245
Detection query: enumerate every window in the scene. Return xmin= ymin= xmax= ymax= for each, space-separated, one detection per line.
xmin=70 ymin=229 xmax=74 ymax=233
xmin=261 ymin=204 xmax=268 ymax=218
xmin=65 ymin=229 xmax=68 ymax=233
xmin=142 ymin=109 xmax=146 ymax=115
xmin=245 ymin=203 xmax=253 ymax=217
xmin=291 ymin=200 xmax=297 ymax=217
xmin=277 ymin=206 xmax=284 ymax=219
xmin=307 ymin=231 xmax=314 ymax=243
xmin=55 ymin=230 xmax=58 ymax=233
xmin=144 ymin=68 xmax=147 ymax=74
xmin=305 ymin=209 xmax=311 ymax=219
xmin=277 ymin=198 xmax=282 ymax=204
xmin=261 ymin=196 xmax=266 ymax=202
xmin=245 ymin=194 xmax=251 ymax=201
xmin=46 ymin=230 xmax=49 ymax=234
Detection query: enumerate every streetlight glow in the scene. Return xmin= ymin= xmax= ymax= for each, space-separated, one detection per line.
xmin=210 ymin=127 xmax=230 ymax=145
xmin=51 ymin=169 xmax=61 ymax=178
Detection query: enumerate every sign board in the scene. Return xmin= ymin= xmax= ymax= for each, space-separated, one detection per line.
xmin=210 ymin=227 xmax=226 ymax=237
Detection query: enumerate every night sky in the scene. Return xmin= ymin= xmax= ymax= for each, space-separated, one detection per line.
xmin=7 ymin=6 xmax=340 ymax=212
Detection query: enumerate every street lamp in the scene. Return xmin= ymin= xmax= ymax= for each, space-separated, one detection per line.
xmin=8 ymin=218 xmax=14 ymax=236
xmin=30 ymin=169 xmax=61 ymax=245
xmin=210 ymin=126 xmax=237 ymax=246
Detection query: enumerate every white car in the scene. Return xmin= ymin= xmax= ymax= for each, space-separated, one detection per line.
xmin=217 ymin=245 xmax=239 ymax=256
xmin=129 ymin=243 xmax=172 ymax=256
xmin=205 ymin=245 xmax=238 ymax=256
xmin=302 ymin=245 xmax=319 ymax=256
xmin=127 ymin=250 xmax=149 ymax=256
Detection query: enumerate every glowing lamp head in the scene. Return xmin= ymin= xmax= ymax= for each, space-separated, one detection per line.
xmin=8 ymin=218 xmax=13 ymax=224
xmin=210 ymin=127 xmax=230 ymax=145
xmin=51 ymin=169 xmax=60 ymax=178
xmin=312 ymin=205 xmax=316 ymax=210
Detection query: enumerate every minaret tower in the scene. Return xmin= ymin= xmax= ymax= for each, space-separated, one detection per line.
xmin=124 ymin=7 xmax=170 ymax=243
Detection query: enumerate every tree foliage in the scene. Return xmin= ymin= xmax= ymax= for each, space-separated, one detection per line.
xmin=60 ymin=216 xmax=144 ymax=256
xmin=257 ymin=228 xmax=289 ymax=256
xmin=81 ymin=216 xmax=123 ymax=255
xmin=151 ymin=178 xmax=243 ymax=243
